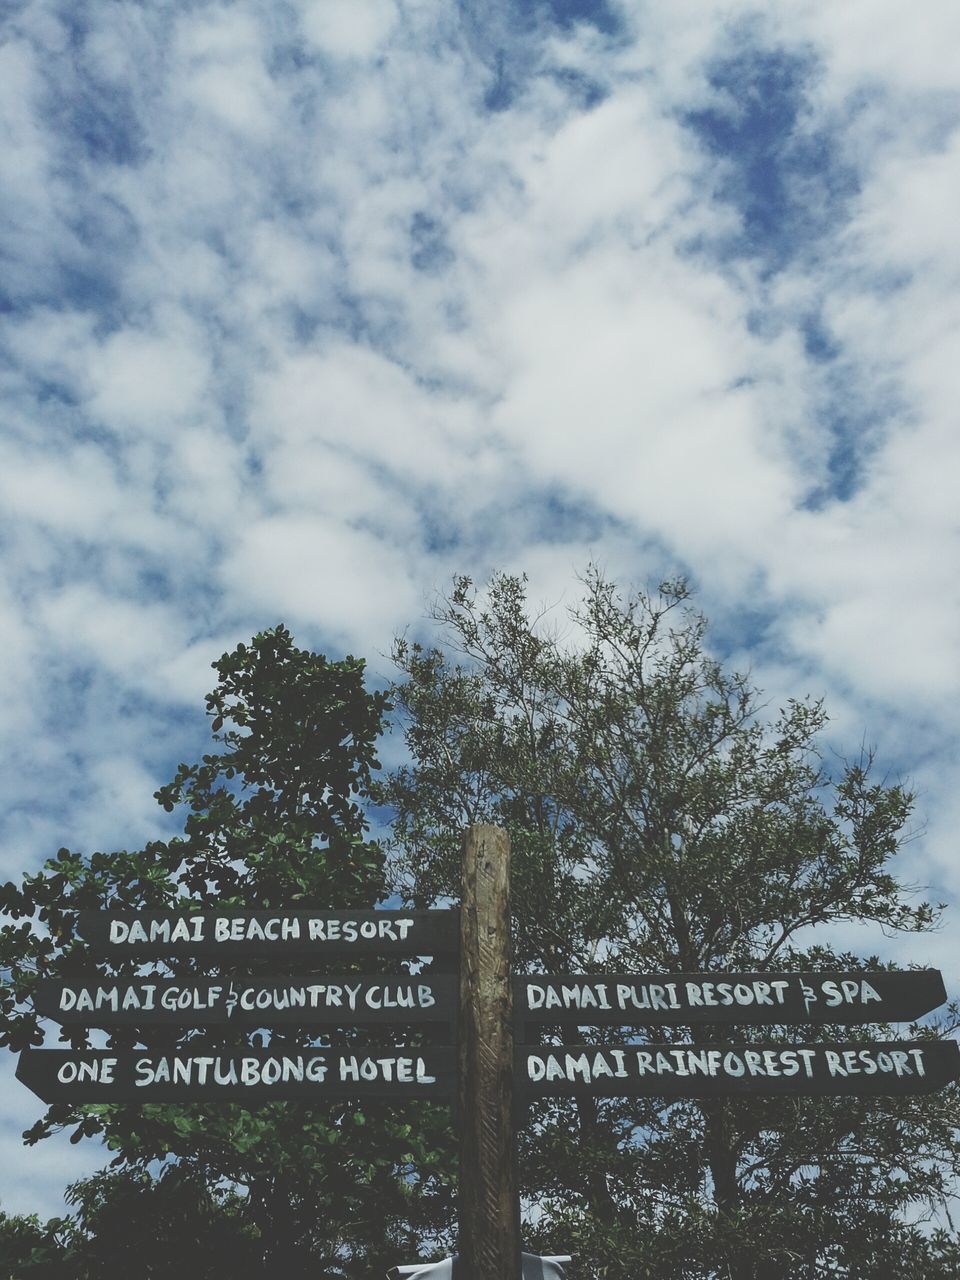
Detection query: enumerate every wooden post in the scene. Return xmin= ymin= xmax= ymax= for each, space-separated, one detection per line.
xmin=458 ymin=824 xmax=521 ymax=1280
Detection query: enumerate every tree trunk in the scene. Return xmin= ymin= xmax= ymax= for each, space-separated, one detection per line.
xmin=703 ymin=1099 xmax=739 ymax=1215
xmin=575 ymin=1093 xmax=618 ymax=1225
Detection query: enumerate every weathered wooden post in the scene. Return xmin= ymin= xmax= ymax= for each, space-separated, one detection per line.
xmin=458 ymin=824 xmax=522 ymax=1280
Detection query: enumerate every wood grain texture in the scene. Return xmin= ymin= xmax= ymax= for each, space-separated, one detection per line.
xmin=458 ymin=825 xmax=522 ymax=1280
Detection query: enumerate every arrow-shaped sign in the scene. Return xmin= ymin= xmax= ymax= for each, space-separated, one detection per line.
xmin=32 ymin=976 xmax=456 ymax=1027
xmin=17 ymin=1046 xmax=456 ymax=1102
xmin=518 ymin=1040 xmax=960 ymax=1098
xmin=75 ymin=909 xmax=459 ymax=956
xmin=515 ymin=972 xmax=947 ymax=1025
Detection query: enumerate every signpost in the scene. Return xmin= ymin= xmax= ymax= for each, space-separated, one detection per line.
xmin=457 ymin=824 xmax=522 ymax=1280
xmin=14 ymin=825 xmax=960 ymax=1280
xmin=75 ymin=908 xmax=458 ymax=956
xmin=518 ymin=1040 xmax=960 ymax=1099
xmin=17 ymin=1046 xmax=455 ymax=1102
xmin=32 ymin=975 xmax=456 ymax=1026
xmin=21 ymin=912 xmax=459 ymax=1104
xmin=516 ymin=971 xmax=947 ymax=1026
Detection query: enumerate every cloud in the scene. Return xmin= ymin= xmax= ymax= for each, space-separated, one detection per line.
xmin=221 ymin=513 xmax=422 ymax=654
xmin=85 ymin=320 xmax=211 ymax=434
xmin=301 ymin=0 xmax=398 ymax=60
xmin=0 ymin=1095 xmax=106 ymax=1219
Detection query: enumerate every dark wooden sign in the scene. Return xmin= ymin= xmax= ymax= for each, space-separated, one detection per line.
xmin=75 ymin=909 xmax=459 ymax=956
xmin=518 ymin=1040 xmax=960 ymax=1098
xmin=17 ymin=1046 xmax=456 ymax=1102
xmin=33 ymin=976 xmax=456 ymax=1027
xmin=516 ymin=971 xmax=947 ymax=1025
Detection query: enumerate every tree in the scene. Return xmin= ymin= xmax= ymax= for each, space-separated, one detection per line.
xmin=0 ymin=627 xmax=455 ymax=1279
xmin=378 ymin=569 xmax=960 ymax=1278
xmin=0 ymin=1208 xmax=75 ymax=1279
xmin=0 ymin=1167 xmax=254 ymax=1280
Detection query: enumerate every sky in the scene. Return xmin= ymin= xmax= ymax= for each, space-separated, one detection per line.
xmin=1 ymin=0 xmax=959 ymax=1220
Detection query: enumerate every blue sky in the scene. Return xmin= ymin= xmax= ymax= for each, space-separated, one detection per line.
xmin=2 ymin=0 xmax=960 ymax=1217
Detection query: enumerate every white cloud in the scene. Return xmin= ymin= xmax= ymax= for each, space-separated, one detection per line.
xmin=300 ymin=0 xmax=398 ymax=60
xmin=221 ymin=513 xmax=421 ymax=654
xmin=788 ymin=0 xmax=960 ymax=97
xmin=850 ymin=131 xmax=960 ymax=275
xmin=36 ymin=586 xmax=196 ymax=699
xmin=85 ymin=319 xmax=210 ymax=434
xmin=174 ymin=8 xmax=283 ymax=142
xmin=0 ymin=1098 xmax=106 ymax=1218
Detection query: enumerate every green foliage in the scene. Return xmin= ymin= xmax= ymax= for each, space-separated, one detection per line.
xmin=0 ymin=1167 xmax=255 ymax=1279
xmin=379 ymin=568 xmax=960 ymax=1278
xmin=0 ymin=1208 xmax=77 ymax=1279
xmin=5 ymin=587 xmax=958 ymax=1277
xmin=0 ymin=626 xmax=455 ymax=1277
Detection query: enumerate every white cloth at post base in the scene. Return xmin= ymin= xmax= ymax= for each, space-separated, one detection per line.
xmin=388 ymin=1252 xmax=571 ymax=1278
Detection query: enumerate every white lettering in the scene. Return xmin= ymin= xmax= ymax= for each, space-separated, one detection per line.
xmin=761 ymin=1050 xmax=781 ymax=1077
xmin=609 ymin=1050 xmax=628 ymax=1077
xmin=169 ymin=919 xmax=191 ymax=943
xmin=306 ymin=1056 xmax=327 ymax=1082
xmin=344 ymin=983 xmax=362 ymax=1010
xmin=214 ymin=1059 xmax=238 ymax=1085
xmin=545 ymin=1055 xmax=567 ymax=1082
xmin=565 ymin=1054 xmax=592 ymax=1083
xmin=890 ymin=1050 xmax=912 ymax=1076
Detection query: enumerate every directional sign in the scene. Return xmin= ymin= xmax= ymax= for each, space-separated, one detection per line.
xmin=75 ymin=909 xmax=459 ymax=957
xmin=518 ymin=1040 xmax=960 ymax=1098
xmin=516 ymin=972 xmax=947 ymax=1026
xmin=17 ymin=1046 xmax=456 ymax=1102
xmin=33 ymin=975 xmax=456 ymax=1027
